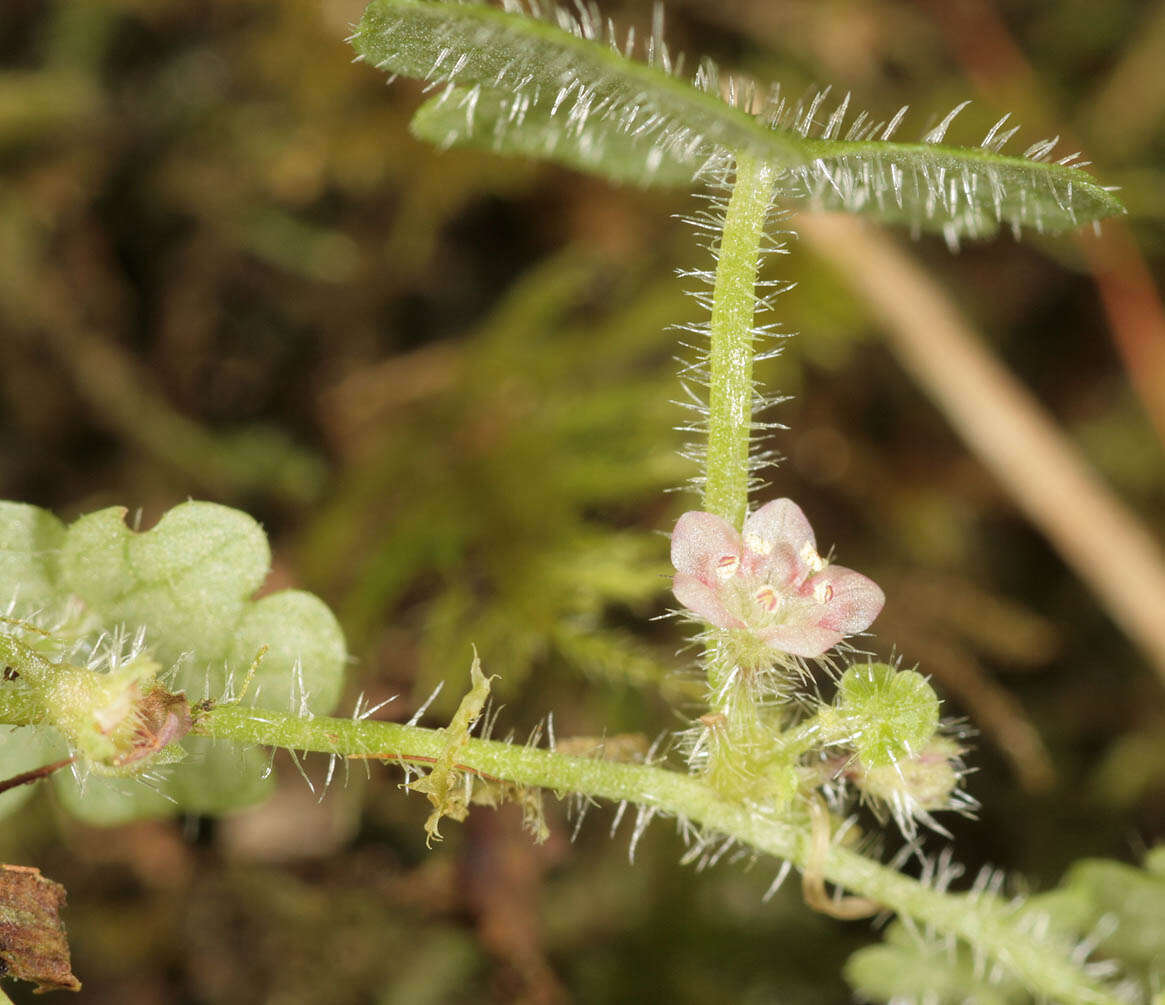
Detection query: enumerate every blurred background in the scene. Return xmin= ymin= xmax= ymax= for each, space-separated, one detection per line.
xmin=1 ymin=0 xmax=1163 ymax=1001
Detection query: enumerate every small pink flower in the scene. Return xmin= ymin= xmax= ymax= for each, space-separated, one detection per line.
xmin=671 ymin=499 xmax=884 ymax=658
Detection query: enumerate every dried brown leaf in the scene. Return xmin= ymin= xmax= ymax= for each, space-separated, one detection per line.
xmin=0 ymin=864 xmax=81 ymax=994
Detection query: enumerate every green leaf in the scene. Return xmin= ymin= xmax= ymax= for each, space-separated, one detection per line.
xmin=225 ymin=590 xmax=347 ymax=715
xmin=58 ymin=503 xmax=270 ymax=671
xmin=1060 ymin=858 xmax=1165 ymax=976
xmin=55 ymin=502 xmax=346 ymax=711
xmin=0 ymin=502 xmax=65 ymax=608
xmin=410 ymin=86 xmax=699 ymax=188
xmin=162 ymin=740 xmax=276 ymax=816
xmin=0 ymin=500 xmax=347 ymax=823
xmin=788 ymin=133 xmax=1121 ymax=243
xmin=355 ymin=0 xmax=1124 ymax=237
xmin=845 ymin=935 xmax=1022 ymax=1005
xmin=353 ymin=0 xmax=805 ymax=177
xmin=51 ymin=740 xmax=277 ymax=825
xmin=847 ymin=853 xmax=1165 ymax=1004
xmin=51 ymin=763 xmax=181 ymax=825
xmin=0 ymin=727 xmax=65 ymax=821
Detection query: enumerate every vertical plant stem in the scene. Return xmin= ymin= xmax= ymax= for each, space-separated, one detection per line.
xmin=703 ymin=152 xmax=778 ymax=529
xmin=700 ymin=153 xmax=779 ymax=756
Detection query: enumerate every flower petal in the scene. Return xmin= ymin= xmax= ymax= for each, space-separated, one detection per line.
xmin=672 ymin=573 xmax=741 ymax=629
xmin=812 ymin=566 xmax=885 ymax=634
xmin=742 ymin=498 xmax=816 ymax=581
xmin=758 ymin=623 xmax=842 ymax=658
xmin=670 ymin=511 xmax=741 ymax=581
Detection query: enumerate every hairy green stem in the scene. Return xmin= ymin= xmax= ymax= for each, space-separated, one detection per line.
xmin=683 ymin=153 xmax=1114 ymax=1002
xmin=702 ymin=152 xmax=777 ymax=529
xmin=699 ymin=154 xmax=779 ymax=782
xmin=0 ymin=689 xmax=45 ymax=726
xmin=193 ymin=703 xmax=1118 ymax=1005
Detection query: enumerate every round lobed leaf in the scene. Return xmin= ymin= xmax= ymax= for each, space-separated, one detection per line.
xmin=0 ymin=502 xmax=66 ymax=608
xmin=51 ymin=764 xmax=181 ymax=826
xmin=58 ymin=503 xmax=270 ymax=670
xmin=1 ymin=499 xmax=348 ymax=824
xmin=225 ymin=590 xmax=347 ymax=715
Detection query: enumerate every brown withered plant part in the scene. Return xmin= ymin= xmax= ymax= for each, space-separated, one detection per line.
xmin=0 ymin=865 xmax=81 ymax=994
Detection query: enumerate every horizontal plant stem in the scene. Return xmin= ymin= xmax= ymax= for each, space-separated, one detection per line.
xmin=196 ymin=702 xmax=1119 ymax=1005
xmin=0 ymin=689 xmax=47 ymax=726
xmin=703 ymin=152 xmax=777 ymax=529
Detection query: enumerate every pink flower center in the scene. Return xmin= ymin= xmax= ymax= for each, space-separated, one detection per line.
xmin=753 ymin=585 xmax=780 ymax=613
xmin=727 ymin=568 xmax=831 ymax=633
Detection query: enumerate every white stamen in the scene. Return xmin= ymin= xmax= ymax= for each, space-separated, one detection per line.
xmin=715 ymin=554 xmax=740 ymax=580
xmin=743 ymin=532 xmax=773 ymax=556
xmin=800 ymin=540 xmax=827 ymax=573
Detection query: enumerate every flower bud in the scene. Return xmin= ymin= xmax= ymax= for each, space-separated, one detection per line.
xmin=853 ymin=737 xmax=964 ymax=815
xmin=836 ymin=662 xmax=940 ymax=768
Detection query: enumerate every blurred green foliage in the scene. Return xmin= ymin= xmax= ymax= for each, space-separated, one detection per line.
xmin=1 ymin=0 xmax=1163 ymax=1002
xmin=299 ymin=252 xmax=691 ymax=707
xmin=847 ymin=849 xmax=1165 ymax=1003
